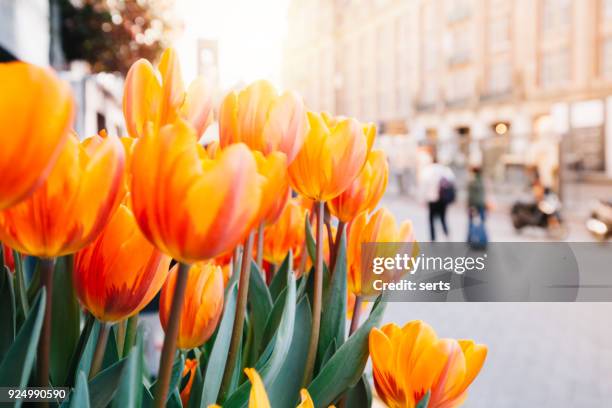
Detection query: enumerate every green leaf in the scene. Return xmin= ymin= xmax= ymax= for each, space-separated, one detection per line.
xmin=260 ymin=286 xmax=286 ymax=350
xmin=201 ymin=282 xmax=238 ymax=407
xmin=223 ymin=271 xmax=296 ymax=408
xmin=66 ymin=314 xmax=96 ymax=387
xmin=266 ymin=297 xmax=312 ymax=407
xmin=167 ymin=389 xmax=183 ymax=408
xmin=0 ymin=266 xmax=16 ymax=361
xmin=247 ymin=261 xmax=273 ymax=360
xmin=316 ymin=231 xmax=347 ymax=370
xmin=111 ymin=329 xmax=144 ymax=408
xmin=150 ymin=353 xmax=185 ymax=403
xmin=345 ymin=375 xmax=372 ymax=408
xmin=305 ymin=213 xmax=316 ymax=264
xmin=69 ymin=371 xmax=91 ymax=408
xmin=0 ymin=290 xmax=45 ymax=389
xmin=416 ymin=390 xmax=431 ymax=408
xmin=187 ymin=362 xmax=203 ymax=408
xmin=77 ymin=320 xmax=102 ymax=378
xmin=268 ymin=252 xmax=291 ymax=301
xmin=89 ymin=358 xmax=128 ymax=408
xmin=307 ymin=296 xmax=386 ymax=407
xmin=102 ymin=325 xmax=121 ymax=371
xmin=51 ymin=255 xmax=81 ymax=385
xmin=318 ymin=339 xmax=336 ymax=372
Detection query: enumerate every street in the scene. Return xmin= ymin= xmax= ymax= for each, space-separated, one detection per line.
xmin=381 ymin=191 xmax=612 ymax=407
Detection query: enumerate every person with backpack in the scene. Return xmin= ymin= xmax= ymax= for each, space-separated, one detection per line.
xmin=467 ymin=166 xmax=488 ymax=248
xmin=419 ymin=154 xmax=455 ymax=241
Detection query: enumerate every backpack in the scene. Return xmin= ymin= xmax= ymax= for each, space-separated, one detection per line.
xmin=438 ymin=177 xmax=456 ymax=204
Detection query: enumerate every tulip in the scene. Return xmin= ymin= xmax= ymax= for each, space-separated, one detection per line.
xmin=262 ymin=198 xmax=306 ymax=266
xmin=219 ymin=80 xmax=308 ymax=163
xmin=123 ymin=48 xmax=213 ymax=139
xmin=369 ymin=321 xmax=487 ymax=408
xmin=0 ymin=131 xmax=124 ymax=387
xmin=0 ymin=132 xmax=125 ymax=258
xmin=347 ymin=208 xmax=415 ymax=334
xmin=0 ymin=62 xmax=74 ymax=210
xmin=180 ymin=359 xmax=198 ymax=406
xmin=159 ymin=262 xmax=224 ymax=349
xmin=328 ymin=149 xmax=388 ymax=223
xmin=73 ymin=204 xmax=171 ymax=323
xmin=244 ymin=368 xmax=271 ymax=408
xmin=288 ymin=111 xmax=374 ymax=202
xmin=347 ymin=208 xmax=414 ymax=297
xmin=253 ymin=151 xmax=290 ymax=268
xmin=130 ymin=119 xmax=262 ymax=263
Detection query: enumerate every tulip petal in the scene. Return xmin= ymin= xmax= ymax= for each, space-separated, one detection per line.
xmin=245 ymin=368 xmax=271 ymax=408
xmin=181 ymin=77 xmax=214 ymax=139
xmin=0 ymin=62 xmax=73 ymax=209
xmin=158 ymin=48 xmax=185 ymax=123
xmin=123 ymin=59 xmax=162 ymax=138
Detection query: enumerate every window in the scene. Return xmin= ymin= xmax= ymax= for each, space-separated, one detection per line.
xmin=447 ymin=68 xmax=474 ymax=101
xmin=541 ymin=0 xmax=571 ymax=33
xmin=601 ymin=37 xmax=612 ymax=78
xmin=540 ymin=49 xmax=570 ymax=88
xmin=487 ymin=61 xmax=512 ymax=94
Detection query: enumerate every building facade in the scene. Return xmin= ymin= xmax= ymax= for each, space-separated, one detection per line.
xmin=282 ymin=0 xmax=612 ymax=179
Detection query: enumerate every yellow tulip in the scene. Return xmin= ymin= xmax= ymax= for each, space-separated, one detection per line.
xmin=219 ymin=80 xmax=308 ymax=163
xmin=0 ymin=62 xmax=74 ymax=209
xmin=245 ymin=368 xmax=271 ymax=408
xmin=328 ymin=149 xmax=388 ymax=222
xmin=123 ymin=48 xmax=213 ymax=139
xmin=369 ymin=321 xmax=487 ymax=408
xmin=288 ymin=112 xmax=374 ymax=202
xmin=254 ymin=151 xmax=290 ymax=225
xmin=347 ymin=208 xmax=414 ymax=296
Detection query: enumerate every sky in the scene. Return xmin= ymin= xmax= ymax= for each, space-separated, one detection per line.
xmin=174 ymin=0 xmax=290 ymax=90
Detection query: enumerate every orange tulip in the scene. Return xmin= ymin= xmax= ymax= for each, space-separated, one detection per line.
xmin=0 ymin=133 xmax=125 ymax=257
xmin=180 ymin=359 xmax=198 ymax=406
xmin=263 ymin=198 xmax=307 ymax=265
xmin=288 ymin=112 xmax=374 ymax=202
xmin=130 ymin=119 xmax=262 ymax=263
xmin=73 ymin=204 xmax=171 ymax=322
xmin=369 ymin=321 xmax=487 ymax=408
xmin=159 ymin=262 xmax=224 ymax=349
xmin=219 ymin=80 xmax=308 ymax=164
xmin=347 ymin=208 xmax=414 ymax=296
xmin=0 ymin=62 xmax=74 ymax=210
xmin=328 ymin=150 xmax=388 ymax=222
xmin=254 ymin=151 xmax=290 ymax=225
xmin=123 ymin=48 xmax=213 ymax=139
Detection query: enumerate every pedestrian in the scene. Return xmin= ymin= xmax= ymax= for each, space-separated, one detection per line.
xmin=467 ymin=166 xmax=488 ymax=248
xmin=419 ymin=153 xmax=455 ymax=241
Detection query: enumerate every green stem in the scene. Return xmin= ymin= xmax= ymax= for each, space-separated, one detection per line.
xmin=330 ymin=221 xmax=346 ymax=275
xmin=232 ymin=245 xmax=242 ymax=277
xmin=115 ymin=319 xmax=126 ymax=359
xmin=13 ymin=250 xmax=29 ymax=315
xmin=89 ymin=322 xmax=110 ymax=380
xmin=123 ymin=314 xmax=139 ymax=357
xmin=221 ymin=230 xmax=254 ymax=395
xmin=37 ymin=258 xmax=55 ymax=389
xmin=154 ymin=262 xmax=190 ymax=407
xmin=302 ymin=201 xmax=325 ymax=387
xmin=256 ymin=222 xmax=264 ymax=271
xmin=348 ymin=295 xmax=362 ymax=336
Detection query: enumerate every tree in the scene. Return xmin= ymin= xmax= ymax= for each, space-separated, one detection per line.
xmin=59 ymin=0 xmax=178 ymax=74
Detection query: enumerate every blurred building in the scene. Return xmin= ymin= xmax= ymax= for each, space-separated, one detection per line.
xmin=0 ymin=0 xmax=50 ymax=65
xmin=283 ymin=0 xmax=612 ymax=180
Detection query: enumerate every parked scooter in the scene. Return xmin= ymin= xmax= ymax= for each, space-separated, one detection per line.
xmin=511 ymin=192 xmax=567 ymax=239
xmin=586 ymin=200 xmax=612 ymax=241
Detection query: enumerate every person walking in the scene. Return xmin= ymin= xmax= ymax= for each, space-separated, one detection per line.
xmin=467 ymin=166 xmax=488 ymax=247
xmin=419 ymin=154 xmax=455 ymax=241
